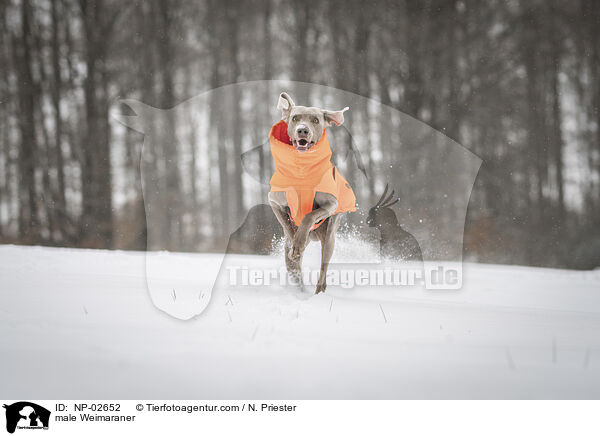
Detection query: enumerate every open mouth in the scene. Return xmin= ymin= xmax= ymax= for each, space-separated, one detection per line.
xmin=293 ymin=138 xmax=314 ymax=152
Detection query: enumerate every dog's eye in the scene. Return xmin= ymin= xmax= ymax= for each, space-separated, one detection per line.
xmin=292 ymin=116 xmax=299 ymax=122
xmin=312 ymin=118 xmax=319 ymax=124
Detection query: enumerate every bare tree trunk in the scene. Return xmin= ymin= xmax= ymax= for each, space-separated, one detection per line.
xmin=549 ymin=17 xmax=565 ymax=233
xmin=79 ymin=0 xmax=115 ymax=248
xmin=12 ymin=0 xmax=40 ymax=243
xmin=155 ymin=0 xmax=183 ymax=250
xmin=183 ymin=63 xmax=199 ymax=248
xmin=522 ymin=9 xmax=551 ymax=264
xmin=208 ymin=0 xmax=230 ymax=244
xmin=0 ymin=103 xmax=6 ymax=238
xmin=403 ymin=0 xmax=425 ymax=118
xmin=258 ymin=0 xmax=272 ymax=197
xmin=328 ymin=0 xmax=356 ymax=186
xmin=589 ymin=0 xmax=600 ymax=222
xmin=227 ymin=3 xmax=244 ymax=220
xmin=62 ymin=2 xmax=83 ymax=224
xmin=292 ymin=0 xmax=312 ymax=101
xmin=401 ymin=0 xmax=427 ymax=203
xmin=352 ymin=2 xmax=374 ymax=196
xmin=51 ymin=0 xmax=68 ymax=240
xmin=0 ymin=0 xmax=10 ymax=239
xmin=31 ymin=8 xmax=60 ymax=243
xmin=443 ymin=0 xmax=462 ymax=141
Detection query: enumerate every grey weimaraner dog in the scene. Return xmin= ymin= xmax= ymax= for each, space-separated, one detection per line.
xmin=268 ymin=92 xmax=355 ymax=294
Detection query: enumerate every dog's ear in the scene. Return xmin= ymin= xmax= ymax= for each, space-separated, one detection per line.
xmin=323 ymin=107 xmax=349 ymax=127
xmin=277 ymin=92 xmax=295 ymax=120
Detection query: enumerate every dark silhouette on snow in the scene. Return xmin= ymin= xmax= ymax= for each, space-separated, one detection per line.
xmin=367 ymin=185 xmax=423 ymax=262
xmin=226 ymin=204 xmax=283 ymax=255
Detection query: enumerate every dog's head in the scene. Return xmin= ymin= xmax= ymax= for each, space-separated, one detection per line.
xmin=277 ymin=92 xmax=349 ymax=153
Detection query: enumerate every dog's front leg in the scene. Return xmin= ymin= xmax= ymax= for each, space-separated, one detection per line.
xmin=289 ymin=192 xmax=338 ymax=262
xmin=269 ymin=192 xmax=304 ymax=287
xmin=268 ymin=192 xmax=296 ymax=241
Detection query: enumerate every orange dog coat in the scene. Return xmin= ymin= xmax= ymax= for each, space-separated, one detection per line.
xmin=269 ymin=120 xmax=356 ymax=229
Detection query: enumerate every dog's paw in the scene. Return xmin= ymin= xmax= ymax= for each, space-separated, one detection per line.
xmin=315 ymin=283 xmax=327 ymax=294
xmin=288 ymin=245 xmax=302 ymax=262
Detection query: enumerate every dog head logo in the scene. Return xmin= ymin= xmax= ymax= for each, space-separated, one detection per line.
xmin=3 ymin=402 xmax=50 ymax=434
xmin=113 ymin=80 xmax=481 ymax=319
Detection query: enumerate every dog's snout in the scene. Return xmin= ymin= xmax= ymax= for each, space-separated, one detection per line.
xmin=296 ymin=125 xmax=310 ymax=138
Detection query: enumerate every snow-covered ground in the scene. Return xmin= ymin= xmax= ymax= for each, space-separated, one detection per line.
xmin=1 ymin=244 xmax=600 ymax=399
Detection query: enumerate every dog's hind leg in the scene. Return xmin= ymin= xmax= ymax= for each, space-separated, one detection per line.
xmin=315 ymin=214 xmax=341 ymax=294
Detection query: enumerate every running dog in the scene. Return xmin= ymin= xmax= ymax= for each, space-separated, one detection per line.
xmin=268 ymin=92 xmax=356 ymax=294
